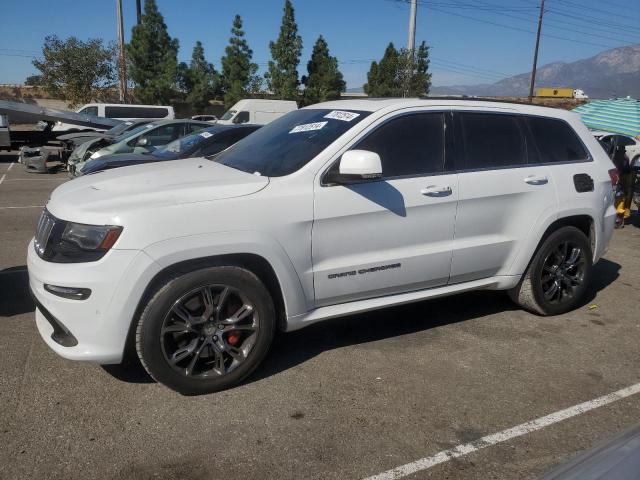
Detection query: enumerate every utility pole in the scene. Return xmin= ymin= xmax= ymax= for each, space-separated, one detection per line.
xmin=407 ymin=0 xmax=417 ymax=53
xmin=528 ymin=0 xmax=545 ymax=102
xmin=403 ymin=0 xmax=418 ymax=97
xmin=136 ymin=0 xmax=142 ymax=25
xmin=116 ymin=0 xmax=127 ymax=103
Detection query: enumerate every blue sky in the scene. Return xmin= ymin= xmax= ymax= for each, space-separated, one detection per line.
xmin=1 ymin=0 xmax=638 ymax=89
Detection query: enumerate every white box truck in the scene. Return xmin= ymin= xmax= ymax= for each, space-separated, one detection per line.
xmin=217 ymin=99 xmax=297 ymax=125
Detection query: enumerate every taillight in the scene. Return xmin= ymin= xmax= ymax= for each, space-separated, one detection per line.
xmin=608 ymin=168 xmax=619 ymax=188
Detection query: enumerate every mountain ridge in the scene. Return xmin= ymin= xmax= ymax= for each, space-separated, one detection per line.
xmin=430 ymin=44 xmax=640 ymax=99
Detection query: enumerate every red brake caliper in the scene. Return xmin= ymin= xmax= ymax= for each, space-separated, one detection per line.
xmin=227 ymin=332 xmax=241 ymax=346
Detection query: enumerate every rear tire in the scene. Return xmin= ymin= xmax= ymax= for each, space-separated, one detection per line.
xmin=509 ymin=226 xmax=592 ymax=315
xmin=136 ymin=266 xmax=275 ymax=395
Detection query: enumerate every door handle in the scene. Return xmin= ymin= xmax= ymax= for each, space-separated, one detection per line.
xmin=524 ymin=175 xmax=548 ymax=185
xmin=420 ymin=185 xmax=452 ymax=197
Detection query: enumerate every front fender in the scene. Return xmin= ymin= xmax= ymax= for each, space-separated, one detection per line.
xmin=142 ymin=230 xmax=310 ymax=319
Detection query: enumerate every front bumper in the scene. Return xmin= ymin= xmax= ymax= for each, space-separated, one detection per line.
xmin=27 ymin=240 xmax=161 ymax=364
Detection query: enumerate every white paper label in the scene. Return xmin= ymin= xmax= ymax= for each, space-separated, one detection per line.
xmin=324 ymin=110 xmax=360 ymax=122
xmin=199 ymin=131 xmax=213 ymax=138
xmin=289 ymin=121 xmax=327 ymax=134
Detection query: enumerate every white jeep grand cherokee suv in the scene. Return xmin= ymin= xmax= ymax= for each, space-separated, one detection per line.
xmin=28 ymin=99 xmax=617 ymax=394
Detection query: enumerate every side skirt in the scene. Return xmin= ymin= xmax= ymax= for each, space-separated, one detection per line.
xmin=285 ymin=275 xmax=518 ymax=331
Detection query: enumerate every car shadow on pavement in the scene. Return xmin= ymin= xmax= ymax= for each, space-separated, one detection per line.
xmin=250 ymin=258 xmax=621 ymax=386
xmin=100 ymin=258 xmax=620 ymax=389
xmin=0 ymin=266 xmax=34 ymax=317
xmin=101 ymin=357 xmax=155 ymax=384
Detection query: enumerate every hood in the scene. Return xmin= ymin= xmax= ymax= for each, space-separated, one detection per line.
xmin=47 ymin=158 xmax=269 ymax=223
xmin=57 ymin=132 xmax=105 ymax=141
xmin=77 ymin=152 xmax=166 ymax=176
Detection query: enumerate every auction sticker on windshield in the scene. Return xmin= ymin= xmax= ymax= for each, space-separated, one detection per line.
xmin=289 ymin=121 xmax=327 ymax=134
xmin=324 ymin=110 xmax=360 ymax=122
xmin=199 ymin=131 xmax=213 ymax=138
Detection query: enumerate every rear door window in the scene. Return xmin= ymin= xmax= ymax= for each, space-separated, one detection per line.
xmin=527 ymin=117 xmax=588 ymax=163
xmin=355 ymin=112 xmax=445 ymax=178
xmin=459 ymin=112 xmax=526 ymax=170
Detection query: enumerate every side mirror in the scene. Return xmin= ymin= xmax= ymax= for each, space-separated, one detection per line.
xmin=339 ymin=150 xmax=382 ymax=180
xmin=137 ymin=137 xmax=149 ymax=147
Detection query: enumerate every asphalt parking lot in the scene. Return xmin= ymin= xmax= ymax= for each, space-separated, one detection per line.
xmin=1 ymin=151 xmax=639 ymax=480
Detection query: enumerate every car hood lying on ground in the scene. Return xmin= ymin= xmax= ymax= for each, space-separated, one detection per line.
xmin=47 ymin=158 xmax=269 ymax=223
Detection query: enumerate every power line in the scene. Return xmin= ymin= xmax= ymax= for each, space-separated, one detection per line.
xmin=552 ymin=0 xmax=635 ymax=20
xmin=466 ymin=2 xmax=640 ymax=44
xmin=431 ymin=57 xmax=507 ymax=76
xmin=547 ymin=9 xmax=639 ymax=32
xmin=400 ymin=0 xmax=628 ymax=49
xmin=543 ymin=13 xmax=640 ymax=41
xmin=0 ymin=52 xmax=39 ymax=59
xmin=430 ymin=62 xmax=504 ymax=81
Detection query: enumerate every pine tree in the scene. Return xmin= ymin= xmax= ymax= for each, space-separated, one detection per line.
xmin=363 ymin=61 xmax=379 ymax=96
xmin=301 ymin=36 xmax=345 ymax=105
xmin=397 ymin=42 xmax=431 ymax=97
xmin=179 ymin=41 xmax=220 ymax=112
xmin=412 ymin=41 xmax=432 ymax=96
xmin=364 ymin=43 xmax=400 ymax=97
xmin=126 ymin=0 xmax=179 ymax=104
xmin=364 ymin=42 xmax=431 ymax=97
xmin=221 ymin=15 xmax=259 ymax=107
xmin=266 ymin=0 xmax=302 ymax=100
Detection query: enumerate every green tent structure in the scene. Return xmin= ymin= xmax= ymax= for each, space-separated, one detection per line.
xmin=573 ymin=97 xmax=640 ymax=137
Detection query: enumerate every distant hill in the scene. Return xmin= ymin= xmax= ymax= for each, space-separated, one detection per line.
xmin=430 ymin=44 xmax=640 ymax=99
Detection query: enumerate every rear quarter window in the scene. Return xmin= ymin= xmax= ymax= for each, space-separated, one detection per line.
xmin=527 ymin=117 xmax=589 ymax=163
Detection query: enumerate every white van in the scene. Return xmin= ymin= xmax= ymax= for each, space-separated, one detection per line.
xmin=53 ymin=103 xmax=175 ymax=132
xmin=217 ymin=99 xmax=297 ymax=125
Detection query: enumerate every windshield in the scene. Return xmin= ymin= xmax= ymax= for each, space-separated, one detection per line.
xmin=215 ymin=109 xmax=371 ymax=176
xmin=156 ymin=128 xmax=220 ymax=157
xmin=105 ymin=121 xmax=140 ymax=137
xmin=114 ymin=122 xmax=157 ymax=142
xmin=220 ymin=109 xmax=236 ymax=121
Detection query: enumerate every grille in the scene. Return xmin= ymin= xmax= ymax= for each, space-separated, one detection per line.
xmin=34 ymin=209 xmax=56 ymax=258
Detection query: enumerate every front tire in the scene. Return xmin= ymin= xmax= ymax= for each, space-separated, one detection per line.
xmin=136 ymin=266 xmax=275 ymax=395
xmin=509 ymin=226 xmax=592 ymax=315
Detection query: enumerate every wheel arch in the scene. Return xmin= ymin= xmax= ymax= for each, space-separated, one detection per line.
xmin=509 ymin=213 xmax=596 ymax=278
xmin=121 ymin=251 xmax=297 ymax=361
xmin=538 ymin=214 xmax=595 ymax=255
xmin=140 ymin=253 xmax=287 ymax=327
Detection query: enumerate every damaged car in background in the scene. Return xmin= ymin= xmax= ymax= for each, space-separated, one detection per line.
xmin=73 ymin=124 xmax=260 ymax=177
xmin=20 ymin=119 xmax=153 ymax=174
xmin=68 ymin=119 xmax=213 ymax=175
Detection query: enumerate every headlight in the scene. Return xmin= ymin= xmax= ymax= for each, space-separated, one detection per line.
xmin=34 ymin=210 xmax=123 ymax=263
xmin=62 ymin=223 xmax=122 ymax=250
